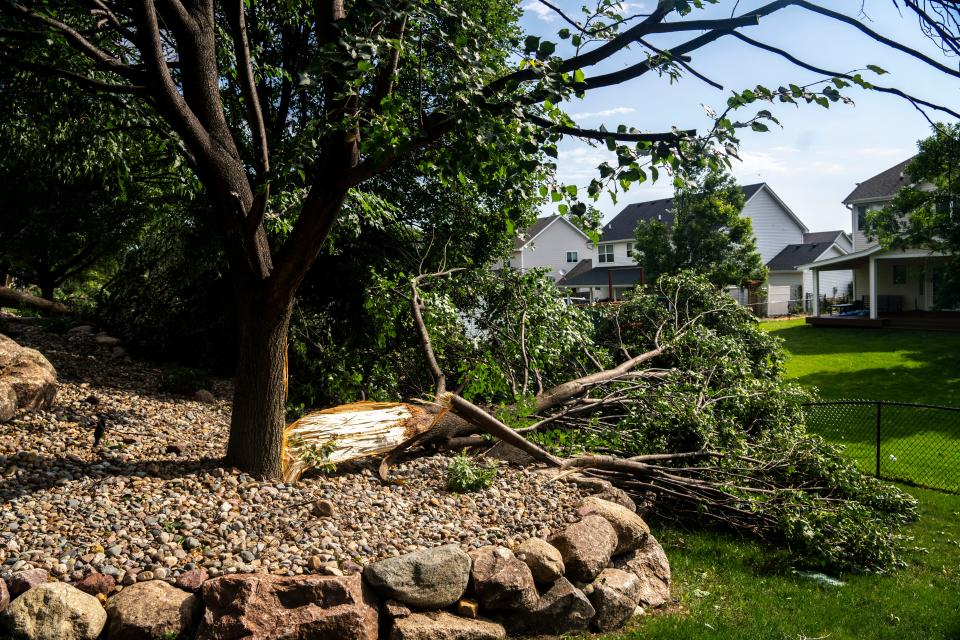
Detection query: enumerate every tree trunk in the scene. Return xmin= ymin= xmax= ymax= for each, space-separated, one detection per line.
xmin=39 ymin=283 xmax=55 ymax=301
xmin=225 ymin=286 xmax=293 ymax=479
xmin=0 ymin=286 xmax=72 ymax=315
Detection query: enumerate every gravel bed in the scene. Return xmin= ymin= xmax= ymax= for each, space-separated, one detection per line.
xmin=0 ymin=320 xmax=583 ymax=585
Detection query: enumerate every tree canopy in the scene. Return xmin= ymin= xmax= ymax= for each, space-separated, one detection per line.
xmin=633 ymin=169 xmax=766 ymax=288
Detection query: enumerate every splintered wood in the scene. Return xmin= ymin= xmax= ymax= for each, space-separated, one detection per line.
xmin=281 ymin=401 xmax=436 ymax=481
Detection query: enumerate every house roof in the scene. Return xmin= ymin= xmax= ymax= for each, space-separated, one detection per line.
xmin=802 ymin=230 xmax=847 ymax=245
xmin=599 ymin=183 xmax=771 ymax=242
xmin=766 ymin=242 xmax=841 ymax=272
xmin=514 ymin=215 xmax=590 ymax=250
xmin=843 ymin=157 xmax=915 ymax=204
xmin=557 ymin=266 xmax=644 ymax=288
xmin=559 ymin=257 xmax=594 ymax=281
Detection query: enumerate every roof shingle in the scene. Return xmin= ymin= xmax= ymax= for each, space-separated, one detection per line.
xmin=843 ymin=157 xmax=915 ymax=204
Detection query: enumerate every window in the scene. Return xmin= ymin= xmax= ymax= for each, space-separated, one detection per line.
xmin=626 ymin=242 xmax=634 ymax=257
xmin=856 ymin=205 xmax=868 ymax=230
xmin=566 ymin=251 xmax=578 ymax=263
xmin=893 ymin=264 xmax=907 ymax=285
xmin=598 ymin=244 xmax=614 ymax=263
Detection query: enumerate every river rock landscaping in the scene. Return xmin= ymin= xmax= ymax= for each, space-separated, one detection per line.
xmin=0 ymin=319 xmax=673 ymax=637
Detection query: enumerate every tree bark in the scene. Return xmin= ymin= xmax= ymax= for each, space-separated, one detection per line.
xmin=225 ymin=285 xmax=293 ymax=479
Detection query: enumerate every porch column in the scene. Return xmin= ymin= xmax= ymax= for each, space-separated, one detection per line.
xmin=869 ymin=256 xmax=878 ymax=320
xmin=811 ymin=268 xmax=820 ymax=316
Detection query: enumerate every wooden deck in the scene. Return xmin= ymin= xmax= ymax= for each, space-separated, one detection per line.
xmin=806 ymin=311 xmax=960 ymax=332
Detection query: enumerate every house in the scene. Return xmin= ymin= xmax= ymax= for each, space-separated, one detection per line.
xmin=558 ymin=183 xmax=853 ymax=309
xmin=503 ymin=215 xmax=593 ymax=283
xmin=767 ymin=230 xmax=854 ymax=314
xmin=803 ymin=158 xmax=955 ymax=328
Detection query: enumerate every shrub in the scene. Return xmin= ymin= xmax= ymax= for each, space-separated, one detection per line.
xmin=159 ymin=366 xmax=212 ymax=395
xmin=446 ymin=454 xmax=498 ymax=493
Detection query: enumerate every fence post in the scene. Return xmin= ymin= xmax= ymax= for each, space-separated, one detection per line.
xmin=875 ymin=401 xmax=882 ymax=479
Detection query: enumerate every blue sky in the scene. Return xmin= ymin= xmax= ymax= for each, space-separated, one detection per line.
xmin=519 ymin=0 xmax=960 ymax=233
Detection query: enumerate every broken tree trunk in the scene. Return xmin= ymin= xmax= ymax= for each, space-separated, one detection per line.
xmin=281 ymin=401 xmax=442 ymax=481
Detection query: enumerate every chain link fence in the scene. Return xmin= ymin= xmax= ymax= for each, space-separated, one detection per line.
xmin=803 ymin=400 xmax=960 ymax=493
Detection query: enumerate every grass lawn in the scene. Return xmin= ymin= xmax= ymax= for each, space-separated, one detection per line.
xmin=601 ymin=321 xmax=960 ymax=640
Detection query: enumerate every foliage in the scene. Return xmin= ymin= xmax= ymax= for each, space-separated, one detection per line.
xmin=286 ymin=434 xmax=337 ymax=474
xmin=541 ymin=272 xmax=917 ymax=571
xmin=158 ymin=366 xmax=214 ymax=396
xmin=0 ymin=68 xmax=182 ymax=300
xmin=633 ymin=169 xmax=766 ymax=287
xmin=446 ymin=453 xmax=499 ymax=493
xmin=869 ymin=123 xmax=960 ymax=308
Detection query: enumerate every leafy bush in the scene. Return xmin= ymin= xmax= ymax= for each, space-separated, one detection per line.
xmin=446 ymin=454 xmax=498 ymax=493
xmin=159 ymin=366 xmax=213 ymax=395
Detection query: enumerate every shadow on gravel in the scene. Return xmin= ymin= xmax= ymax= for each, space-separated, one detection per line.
xmin=0 ymin=453 xmax=226 ymax=502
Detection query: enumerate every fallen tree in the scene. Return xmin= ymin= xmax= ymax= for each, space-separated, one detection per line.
xmin=0 ymin=286 xmax=72 ymax=315
xmin=283 ymin=270 xmax=917 ymax=572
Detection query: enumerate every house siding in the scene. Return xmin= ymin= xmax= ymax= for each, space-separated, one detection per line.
xmin=802 ymin=246 xmax=853 ymax=300
xmin=741 ymin=189 xmax=805 ymax=264
xmin=510 ymin=218 xmax=592 ymax=281
xmin=851 ymin=202 xmax=887 ymax=252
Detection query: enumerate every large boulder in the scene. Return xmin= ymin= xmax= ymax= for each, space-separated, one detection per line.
xmin=74 ymin=572 xmax=116 ymax=597
xmin=0 ymin=334 xmax=56 ymax=421
xmin=0 ymin=579 xmax=8 ymax=613
xmin=1 ymin=582 xmax=107 ymax=640
xmin=467 ymin=546 xmax=537 ymax=611
xmin=513 ymin=577 xmax=594 ymax=635
xmin=578 ymin=496 xmax=650 ymax=554
xmin=514 ymin=538 xmax=564 ymax=584
xmin=390 ymin=611 xmax=506 ymax=640
xmin=548 ymin=514 xmax=617 ymax=582
xmin=364 ymin=544 xmax=470 ymax=609
xmin=586 ymin=568 xmax=643 ymax=631
xmin=611 ymin=533 xmax=672 ymax=608
xmin=196 ymin=573 xmax=378 ymax=640
xmin=105 ymin=580 xmax=201 ymax=640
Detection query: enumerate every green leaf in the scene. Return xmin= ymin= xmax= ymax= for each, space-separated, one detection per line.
xmin=866 ymin=64 xmax=888 ymax=75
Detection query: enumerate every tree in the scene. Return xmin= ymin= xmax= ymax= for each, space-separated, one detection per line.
xmin=2 ymin=0 xmax=958 ymax=478
xmin=0 ymin=69 xmax=181 ymax=300
xmin=869 ymin=123 xmax=960 ymax=307
xmin=633 ymin=169 xmax=766 ymax=287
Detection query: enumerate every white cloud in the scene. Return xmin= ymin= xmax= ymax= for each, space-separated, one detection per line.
xmin=570 ymin=106 xmax=636 ymax=119
xmin=522 ymin=1 xmax=556 ymax=22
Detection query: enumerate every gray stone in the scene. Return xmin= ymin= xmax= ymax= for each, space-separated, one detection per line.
xmin=587 ymin=568 xmax=643 ymax=631
xmin=548 ymin=514 xmax=617 ymax=582
xmin=194 ymin=389 xmax=215 ymax=403
xmin=515 ymin=577 xmax=594 ymax=635
xmin=0 ymin=578 xmax=8 ymax=613
xmin=364 ymin=544 xmax=470 ymax=608
xmin=105 ymin=580 xmax=201 ymax=640
xmin=1 ymin=582 xmax=107 ymax=640
xmin=515 ymin=537 xmax=564 ymax=584
xmin=611 ymin=534 xmax=671 ymax=608
xmin=468 ymin=546 xmax=537 ymax=611
xmin=578 ymin=496 xmax=650 ymax=554
xmin=390 ymin=611 xmax=506 ymax=640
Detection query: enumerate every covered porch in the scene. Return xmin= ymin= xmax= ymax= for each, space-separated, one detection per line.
xmin=801 ymin=245 xmax=956 ymax=329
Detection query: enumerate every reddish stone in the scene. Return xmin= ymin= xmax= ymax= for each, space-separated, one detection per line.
xmin=468 ymin=546 xmax=538 ymax=611
xmin=548 ymin=514 xmax=618 ymax=582
xmin=7 ymin=568 xmax=48 ymax=597
xmin=175 ymin=568 xmax=209 ymax=593
xmin=196 ymin=573 xmax=378 ymax=640
xmin=74 ymin=572 xmax=116 ymax=596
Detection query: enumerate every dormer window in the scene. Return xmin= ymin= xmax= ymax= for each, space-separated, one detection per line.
xmin=566 ymin=251 xmax=578 ymax=263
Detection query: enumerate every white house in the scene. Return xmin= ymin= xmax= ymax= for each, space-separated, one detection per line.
xmin=504 ymin=215 xmax=593 ymax=283
xmin=803 ymin=158 xmax=954 ymax=326
xmin=557 ymin=183 xmax=852 ymax=310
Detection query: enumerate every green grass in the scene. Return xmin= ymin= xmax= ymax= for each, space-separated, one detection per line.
xmin=602 ymin=321 xmax=960 ymax=640
xmin=761 ymin=318 xmax=960 ymax=406
xmin=764 ymin=319 xmax=960 ymax=493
